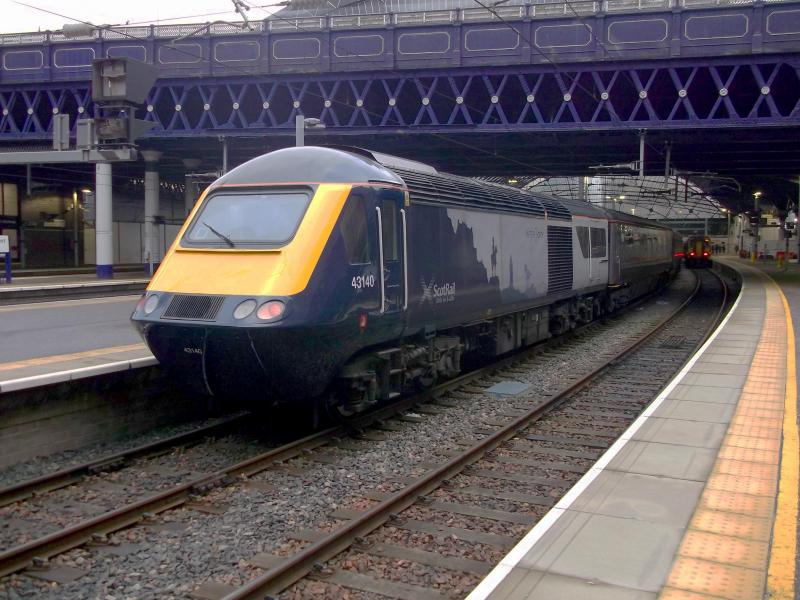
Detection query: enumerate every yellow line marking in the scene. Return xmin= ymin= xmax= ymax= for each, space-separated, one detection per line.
xmin=0 ymin=343 xmax=148 ymax=372
xmin=767 ymin=282 xmax=799 ymax=599
xmin=0 ymin=295 xmax=141 ymax=313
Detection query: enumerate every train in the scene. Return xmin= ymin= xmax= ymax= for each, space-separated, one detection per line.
xmin=684 ymin=235 xmax=712 ymax=268
xmin=131 ymin=146 xmax=681 ymax=418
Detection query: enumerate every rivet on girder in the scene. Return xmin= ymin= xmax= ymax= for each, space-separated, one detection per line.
xmin=356 ymin=99 xmax=364 ymax=107
xmin=600 ymin=91 xmax=609 ymax=101
xmin=204 ymin=103 xmax=210 ymax=111
xmin=324 ymin=99 xmax=331 ymax=108
xmin=456 ymin=96 xmax=464 ymax=104
xmin=263 ymin=101 xmax=270 ymax=109
xmin=52 ymin=107 xmax=59 ymax=114
xmin=678 ymin=89 xmax=687 ymax=98
xmin=563 ymin=93 xmax=572 ymax=102
xmin=422 ymin=97 xmax=430 ymax=105
xmin=761 ymin=86 xmax=770 ymax=95
xmin=526 ymin=94 xmax=534 ymax=103
xmin=26 ymin=107 xmax=33 ymax=115
xmin=232 ymin=102 xmax=240 ymax=110
xmin=638 ymin=90 xmax=647 ymax=99
xmin=175 ymin=104 xmax=182 ymax=111
xmin=293 ymin=100 xmax=300 ymax=108
xmin=719 ymin=88 xmax=728 ymax=97
xmin=389 ymin=98 xmax=396 ymax=106
xmin=146 ymin=105 xmax=153 ymax=112
xmin=491 ymin=95 xmax=499 ymax=104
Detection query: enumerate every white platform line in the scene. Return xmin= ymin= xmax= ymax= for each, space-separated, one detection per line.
xmin=466 ymin=274 xmax=746 ymax=600
xmin=0 ymin=356 xmax=158 ymax=393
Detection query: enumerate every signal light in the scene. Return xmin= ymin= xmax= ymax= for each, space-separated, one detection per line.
xmin=257 ymin=300 xmax=285 ymax=321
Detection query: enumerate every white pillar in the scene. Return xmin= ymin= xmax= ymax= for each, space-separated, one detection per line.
xmin=141 ymin=150 xmax=162 ymax=275
xmin=182 ymin=158 xmax=202 ymax=218
xmin=95 ymin=163 xmax=113 ymax=279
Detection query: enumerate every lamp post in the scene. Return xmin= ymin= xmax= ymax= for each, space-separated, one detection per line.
xmin=752 ymin=191 xmax=762 ymax=261
xmin=295 ymin=116 xmax=326 ymax=147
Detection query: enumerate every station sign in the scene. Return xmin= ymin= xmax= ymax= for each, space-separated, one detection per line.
xmin=0 ymin=215 xmax=17 ymax=228
xmin=0 ymin=235 xmax=8 ymax=254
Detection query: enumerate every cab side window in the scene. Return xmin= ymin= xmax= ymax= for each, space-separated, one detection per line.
xmin=340 ymin=195 xmax=371 ymax=265
xmin=380 ymin=198 xmax=400 ymax=261
xmin=576 ymin=227 xmax=590 ymax=259
xmin=590 ymin=227 xmax=607 ymax=258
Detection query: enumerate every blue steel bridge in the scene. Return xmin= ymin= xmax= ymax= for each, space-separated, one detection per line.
xmin=0 ymin=0 xmax=799 ymax=208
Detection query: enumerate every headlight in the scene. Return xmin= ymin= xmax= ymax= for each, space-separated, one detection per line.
xmin=233 ymin=299 xmax=257 ymax=320
xmin=143 ymin=294 xmax=160 ymax=315
xmin=257 ymin=300 xmax=285 ymax=321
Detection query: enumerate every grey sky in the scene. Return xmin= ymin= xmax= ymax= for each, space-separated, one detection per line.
xmin=0 ymin=0 xmax=278 ymax=34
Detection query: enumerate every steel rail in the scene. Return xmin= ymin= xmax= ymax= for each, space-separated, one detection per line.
xmin=0 ymin=271 xmax=713 ymax=581
xmin=223 ymin=271 xmax=728 ymax=600
xmin=0 ymin=413 xmax=250 ymax=509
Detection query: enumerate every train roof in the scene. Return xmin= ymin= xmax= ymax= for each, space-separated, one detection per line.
xmin=215 ymin=145 xmax=404 ymax=187
xmin=215 ymin=146 xmax=625 ymax=222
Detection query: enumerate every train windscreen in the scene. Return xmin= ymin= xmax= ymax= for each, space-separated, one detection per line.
xmin=183 ymin=190 xmax=311 ymax=248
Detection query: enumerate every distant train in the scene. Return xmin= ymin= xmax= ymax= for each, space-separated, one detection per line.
xmin=684 ymin=236 xmax=712 ymax=268
xmin=131 ymin=146 xmax=680 ymax=418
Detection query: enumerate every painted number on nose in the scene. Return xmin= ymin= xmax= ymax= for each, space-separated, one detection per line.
xmin=351 ymin=274 xmax=376 ymax=289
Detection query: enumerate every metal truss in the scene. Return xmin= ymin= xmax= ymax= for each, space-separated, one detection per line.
xmin=1 ymin=58 xmax=798 ymax=140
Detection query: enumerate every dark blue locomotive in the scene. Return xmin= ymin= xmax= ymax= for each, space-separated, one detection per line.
xmin=131 ymin=146 xmax=680 ymax=416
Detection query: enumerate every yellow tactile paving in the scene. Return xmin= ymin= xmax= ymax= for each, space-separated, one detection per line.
xmin=706 ymin=473 xmax=777 ymax=497
xmin=727 ymin=424 xmax=783 ymax=439
xmin=660 ymin=587 xmax=730 ymax=600
xmin=713 ymin=459 xmax=779 ymax=481
xmin=697 ymin=490 xmax=776 ymax=519
xmin=691 ymin=508 xmax=773 ymax=540
xmin=721 ymin=435 xmax=780 ymax=452
xmin=678 ymin=531 xmax=769 ymax=570
xmin=659 ymin=269 xmax=797 ymax=600
xmin=665 ymin=557 xmax=765 ymax=600
xmin=767 ymin=283 xmax=799 ymax=600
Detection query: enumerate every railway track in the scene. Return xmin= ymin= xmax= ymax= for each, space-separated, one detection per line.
xmin=218 ymin=268 xmax=730 ymax=599
xmin=0 ymin=269 xmax=731 ymax=598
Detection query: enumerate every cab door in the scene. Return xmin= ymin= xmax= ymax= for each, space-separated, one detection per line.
xmin=589 ymin=224 xmax=609 ymax=286
xmin=375 ymin=189 xmax=407 ymax=317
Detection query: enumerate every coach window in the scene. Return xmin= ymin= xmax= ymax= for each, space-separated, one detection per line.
xmin=590 ymin=227 xmax=607 ymax=258
xmin=576 ymin=227 xmax=590 ymax=258
xmin=340 ymin=194 xmax=371 ymax=265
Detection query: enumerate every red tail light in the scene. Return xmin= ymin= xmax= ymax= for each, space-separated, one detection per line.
xmin=674 ymin=252 xmax=684 ymax=257
xmin=257 ymin=300 xmax=285 ymax=321
xmin=689 ymin=251 xmax=696 ymax=257
xmin=702 ymin=251 xmax=709 ymax=257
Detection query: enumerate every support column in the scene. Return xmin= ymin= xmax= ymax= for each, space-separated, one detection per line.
xmin=95 ymin=163 xmax=113 ymax=279
xmin=182 ymin=158 xmax=202 ymax=218
xmin=141 ymin=150 xmax=162 ymax=276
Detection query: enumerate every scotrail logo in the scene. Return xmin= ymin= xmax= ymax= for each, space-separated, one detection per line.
xmin=420 ymin=277 xmax=456 ymax=305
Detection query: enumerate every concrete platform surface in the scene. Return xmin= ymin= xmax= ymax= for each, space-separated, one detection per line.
xmin=468 ymin=260 xmax=799 ymax=600
xmin=0 ymin=294 xmax=155 ymax=392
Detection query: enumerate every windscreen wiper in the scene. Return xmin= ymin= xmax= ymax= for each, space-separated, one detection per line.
xmin=202 ymin=221 xmax=235 ymax=247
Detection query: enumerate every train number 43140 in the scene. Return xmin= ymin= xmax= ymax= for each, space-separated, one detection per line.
xmin=351 ymin=274 xmax=376 ymax=289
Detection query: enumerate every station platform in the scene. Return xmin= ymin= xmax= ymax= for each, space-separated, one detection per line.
xmin=0 ymin=271 xmax=149 ymax=304
xmin=468 ymin=258 xmax=799 ymax=600
xmin=0 ymin=280 xmax=154 ymax=393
